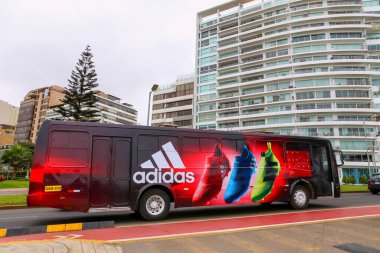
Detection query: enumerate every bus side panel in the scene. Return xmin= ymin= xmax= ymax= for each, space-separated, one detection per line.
xmin=28 ymin=126 xmax=91 ymax=212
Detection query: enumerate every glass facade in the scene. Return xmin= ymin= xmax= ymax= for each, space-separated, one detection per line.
xmin=196 ymin=0 xmax=380 ymax=183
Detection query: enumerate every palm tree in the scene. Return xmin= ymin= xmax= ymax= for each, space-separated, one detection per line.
xmin=0 ymin=144 xmax=33 ymax=179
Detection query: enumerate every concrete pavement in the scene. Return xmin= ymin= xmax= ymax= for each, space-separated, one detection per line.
xmin=0 ymin=239 xmax=122 ymax=253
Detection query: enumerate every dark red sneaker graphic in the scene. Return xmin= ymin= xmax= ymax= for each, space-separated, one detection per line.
xmin=192 ymin=144 xmax=230 ymax=205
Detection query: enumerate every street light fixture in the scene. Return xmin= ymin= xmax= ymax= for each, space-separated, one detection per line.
xmin=147 ymin=84 xmax=159 ymax=126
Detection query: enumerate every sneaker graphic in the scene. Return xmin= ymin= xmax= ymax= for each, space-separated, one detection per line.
xmin=224 ymin=145 xmax=257 ymax=204
xmin=251 ymin=142 xmax=281 ymax=202
xmin=192 ymin=144 xmax=230 ymax=205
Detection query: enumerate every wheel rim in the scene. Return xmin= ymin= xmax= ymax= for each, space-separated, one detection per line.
xmin=146 ymin=195 xmax=165 ymax=216
xmin=294 ymin=190 xmax=307 ymax=206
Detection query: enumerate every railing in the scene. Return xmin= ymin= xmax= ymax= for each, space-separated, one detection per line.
xmin=219 ymin=13 xmax=238 ymax=22
xmin=327 ymin=1 xmax=361 ymax=6
xmin=240 ymin=5 xmax=261 ymax=15
xmin=218 ymin=103 xmax=239 ymax=109
xmin=219 ymin=92 xmax=240 ymax=98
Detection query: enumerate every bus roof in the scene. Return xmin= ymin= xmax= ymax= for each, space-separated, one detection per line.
xmin=40 ymin=120 xmax=331 ymax=143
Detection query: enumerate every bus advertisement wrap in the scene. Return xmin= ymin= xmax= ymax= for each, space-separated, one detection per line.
xmin=27 ymin=121 xmax=341 ymax=221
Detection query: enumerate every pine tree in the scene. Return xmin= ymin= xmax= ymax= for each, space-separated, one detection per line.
xmin=55 ymin=45 xmax=100 ymax=122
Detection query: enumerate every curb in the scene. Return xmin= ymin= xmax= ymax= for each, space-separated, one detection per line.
xmin=0 ymin=205 xmax=27 ymax=210
xmin=0 ymin=221 xmax=114 ymax=238
xmin=341 ymin=191 xmax=369 ymax=194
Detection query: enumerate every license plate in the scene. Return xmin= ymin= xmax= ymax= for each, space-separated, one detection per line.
xmin=44 ymin=185 xmax=62 ymax=192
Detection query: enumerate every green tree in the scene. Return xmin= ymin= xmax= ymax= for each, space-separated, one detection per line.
xmin=348 ymin=175 xmax=356 ymax=184
xmin=359 ymin=175 xmax=368 ymax=184
xmin=0 ymin=144 xmax=33 ymax=179
xmin=55 ymin=45 xmax=100 ymax=122
xmin=342 ymin=175 xmax=347 ymax=184
xmin=18 ymin=142 xmax=34 ymax=178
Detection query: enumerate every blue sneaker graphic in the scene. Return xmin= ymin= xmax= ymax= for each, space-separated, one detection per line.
xmin=224 ymin=145 xmax=257 ymax=203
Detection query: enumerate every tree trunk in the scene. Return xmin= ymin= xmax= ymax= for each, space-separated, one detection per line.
xmin=12 ymin=167 xmax=17 ymax=180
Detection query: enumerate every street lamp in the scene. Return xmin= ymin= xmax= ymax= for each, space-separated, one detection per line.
xmin=147 ymin=84 xmax=159 ymax=126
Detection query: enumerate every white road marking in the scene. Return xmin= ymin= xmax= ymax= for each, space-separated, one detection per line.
xmin=109 ymin=213 xmax=380 ymax=243
xmin=54 ymin=234 xmax=83 ymax=240
xmin=0 ymin=216 xmax=38 ymax=220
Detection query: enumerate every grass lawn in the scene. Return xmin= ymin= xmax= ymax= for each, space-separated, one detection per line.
xmin=0 ymin=180 xmax=29 ymax=189
xmin=340 ymin=184 xmax=369 ymax=192
xmin=0 ymin=194 xmax=26 ymax=206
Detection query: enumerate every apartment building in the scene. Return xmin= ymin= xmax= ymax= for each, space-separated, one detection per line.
xmin=15 ymin=86 xmax=138 ymax=143
xmin=0 ymin=124 xmax=16 ymax=148
xmin=46 ymin=91 xmax=138 ymax=125
xmin=195 ymin=0 xmax=380 ymax=182
xmin=0 ymin=100 xmax=19 ymax=147
xmin=0 ymin=100 xmax=19 ymax=126
xmin=150 ymin=75 xmax=194 ymax=128
xmin=14 ymin=86 xmax=65 ymax=143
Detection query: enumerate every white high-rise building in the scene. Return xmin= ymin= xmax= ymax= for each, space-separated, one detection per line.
xmin=195 ymin=0 xmax=380 ymax=182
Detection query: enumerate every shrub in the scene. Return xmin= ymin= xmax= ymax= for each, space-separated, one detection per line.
xmin=359 ymin=175 xmax=368 ymax=184
xmin=342 ymin=175 xmax=347 ymax=184
xmin=349 ymin=175 xmax=356 ymax=184
xmin=0 ymin=175 xmax=5 ymax=182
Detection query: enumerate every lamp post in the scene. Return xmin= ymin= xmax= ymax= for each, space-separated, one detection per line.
xmin=363 ymin=120 xmax=372 ymax=175
xmin=147 ymin=84 xmax=159 ymax=126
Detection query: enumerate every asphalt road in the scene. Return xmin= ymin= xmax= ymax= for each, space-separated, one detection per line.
xmin=0 ymin=192 xmax=379 ymax=229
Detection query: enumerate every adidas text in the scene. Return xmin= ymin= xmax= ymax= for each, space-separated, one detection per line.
xmin=133 ymin=169 xmax=195 ymax=184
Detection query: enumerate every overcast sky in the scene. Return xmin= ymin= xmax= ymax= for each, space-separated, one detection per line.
xmin=0 ymin=0 xmax=227 ymax=124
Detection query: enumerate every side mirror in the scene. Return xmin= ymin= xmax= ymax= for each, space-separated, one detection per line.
xmin=334 ymin=150 xmax=344 ymax=167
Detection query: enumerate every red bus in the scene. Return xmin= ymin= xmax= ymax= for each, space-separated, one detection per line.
xmin=28 ymin=121 xmax=343 ymax=221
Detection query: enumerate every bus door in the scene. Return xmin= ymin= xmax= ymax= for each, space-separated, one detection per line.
xmin=90 ymin=137 xmax=132 ymax=208
xmin=311 ymin=145 xmax=332 ymax=196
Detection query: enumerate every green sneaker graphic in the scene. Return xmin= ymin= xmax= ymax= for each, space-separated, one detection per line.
xmin=251 ymin=142 xmax=281 ymax=202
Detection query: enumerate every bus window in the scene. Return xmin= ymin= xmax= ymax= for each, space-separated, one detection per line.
xmin=321 ymin=147 xmax=332 ymax=181
xmin=159 ymin=136 xmax=179 ymax=150
xmin=221 ymin=139 xmax=237 ymax=154
xmin=138 ymin=135 xmax=158 ymax=151
xmin=113 ymin=139 xmax=131 ymax=178
xmin=182 ymin=137 xmax=200 ymax=153
xmin=200 ymin=138 xmax=218 ymax=153
xmin=285 ymin=142 xmax=312 ymax=178
xmin=92 ymin=138 xmax=111 ymax=179
xmin=138 ymin=135 xmax=158 ymax=166
xmin=48 ymin=131 xmax=89 ymax=167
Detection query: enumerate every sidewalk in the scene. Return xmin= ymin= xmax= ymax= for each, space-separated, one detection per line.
xmin=0 ymin=188 xmax=28 ymax=196
xmin=0 ymin=239 xmax=122 ymax=253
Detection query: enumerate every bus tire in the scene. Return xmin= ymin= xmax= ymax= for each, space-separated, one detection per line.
xmin=289 ymin=185 xmax=310 ymax=210
xmin=370 ymin=190 xmax=379 ymax=195
xmin=139 ymin=189 xmax=170 ymax=221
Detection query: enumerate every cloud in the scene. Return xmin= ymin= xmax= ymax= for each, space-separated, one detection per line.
xmin=0 ymin=0 xmax=227 ymax=124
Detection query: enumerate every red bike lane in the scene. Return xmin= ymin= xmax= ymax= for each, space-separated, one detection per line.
xmin=1 ymin=205 xmax=380 ymax=244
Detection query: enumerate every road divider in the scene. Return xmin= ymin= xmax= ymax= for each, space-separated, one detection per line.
xmin=0 ymin=220 xmax=114 ymax=237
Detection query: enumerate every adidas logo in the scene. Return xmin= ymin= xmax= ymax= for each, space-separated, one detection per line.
xmin=132 ymin=142 xmax=195 ymax=184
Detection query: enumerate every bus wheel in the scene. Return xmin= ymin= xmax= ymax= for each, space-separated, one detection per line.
xmin=139 ymin=189 xmax=170 ymax=221
xmin=289 ymin=185 xmax=310 ymax=210
xmin=370 ymin=190 xmax=379 ymax=195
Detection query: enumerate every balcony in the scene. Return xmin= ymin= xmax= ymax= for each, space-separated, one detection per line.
xmin=218 ymin=102 xmax=239 ymax=109
xmin=327 ymin=1 xmax=361 ymax=6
